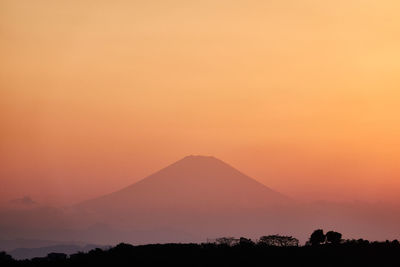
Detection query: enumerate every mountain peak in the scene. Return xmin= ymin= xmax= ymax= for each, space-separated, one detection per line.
xmin=183 ymin=154 xmax=214 ymax=158
xmin=164 ymin=155 xmax=239 ymax=176
xmin=177 ymin=155 xmax=222 ymax=164
xmin=180 ymin=155 xmax=218 ymax=162
xmin=78 ymin=155 xmax=290 ymax=214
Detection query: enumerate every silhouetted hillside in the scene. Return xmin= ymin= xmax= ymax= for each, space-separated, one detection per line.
xmin=1 ymin=234 xmax=400 ymax=267
xmin=8 ymin=244 xmax=108 ymax=260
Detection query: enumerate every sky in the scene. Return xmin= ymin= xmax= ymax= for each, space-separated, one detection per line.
xmin=1 ymin=0 xmax=400 ymax=206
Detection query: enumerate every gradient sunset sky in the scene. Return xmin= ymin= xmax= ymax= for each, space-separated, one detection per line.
xmin=1 ymin=0 xmax=400 ymax=205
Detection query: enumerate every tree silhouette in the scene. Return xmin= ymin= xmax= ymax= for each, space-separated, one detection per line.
xmin=239 ymin=237 xmax=255 ymax=246
xmin=216 ymin=237 xmax=237 ymax=246
xmin=2 ymin=235 xmax=400 ymax=267
xmin=0 ymin=251 xmax=13 ymax=263
xmin=259 ymin=235 xmax=299 ymax=247
xmin=326 ymin=231 xmax=342 ymax=245
xmin=309 ymin=229 xmax=326 ymax=246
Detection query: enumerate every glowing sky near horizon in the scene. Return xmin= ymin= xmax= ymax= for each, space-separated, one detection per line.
xmin=1 ymin=0 xmax=400 ymax=205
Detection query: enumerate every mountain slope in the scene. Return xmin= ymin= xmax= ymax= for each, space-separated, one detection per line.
xmin=75 ymin=156 xmax=291 ymax=238
xmin=78 ymin=155 xmax=289 ymax=213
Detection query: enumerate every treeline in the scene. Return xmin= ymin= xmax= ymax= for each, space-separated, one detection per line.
xmin=1 ymin=229 xmax=400 ymax=267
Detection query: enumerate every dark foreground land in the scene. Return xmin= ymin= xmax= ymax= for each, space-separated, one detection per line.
xmin=1 ymin=239 xmax=400 ymax=267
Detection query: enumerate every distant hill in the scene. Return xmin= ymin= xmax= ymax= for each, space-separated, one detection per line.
xmin=0 ymin=238 xmax=85 ymax=252
xmin=8 ymin=244 xmax=108 ymax=260
xmin=9 ymin=196 xmax=37 ymax=207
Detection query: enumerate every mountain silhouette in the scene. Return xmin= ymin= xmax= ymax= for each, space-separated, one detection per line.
xmin=75 ymin=155 xmax=292 ymax=241
xmin=79 ymin=155 xmax=289 ymax=210
xmin=2 ymin=156 xmax=400 ymax=246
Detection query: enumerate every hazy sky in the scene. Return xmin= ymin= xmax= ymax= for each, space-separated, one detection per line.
xmin=1 ymin=0 xmax=400 ymax=205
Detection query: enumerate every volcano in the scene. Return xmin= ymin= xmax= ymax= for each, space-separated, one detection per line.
xmin=79 ymin=155 xmax=289 ymax=210
xmin=75 ymin=155 xmax=292 ymax=242
xmin=3 ymin=156 xmax=399 ymax=248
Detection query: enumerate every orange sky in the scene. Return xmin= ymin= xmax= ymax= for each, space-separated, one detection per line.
xmin=1 ymin=0 xmax=400 ymax=205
